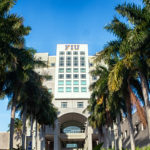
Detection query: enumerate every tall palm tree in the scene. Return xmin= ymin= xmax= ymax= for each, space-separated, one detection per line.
xmin=86 ymin=64 xmax=125 ymax=149
xmin=115 ymin=1 xmax=150 ymax=138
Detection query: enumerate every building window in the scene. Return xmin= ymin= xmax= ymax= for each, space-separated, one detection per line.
xmin=58 ymin=80 xmax=64 ymax=85
xmin=80 ymin=61 xmax=85 ymax=66
xmin=73 ymin=74 xmax=79 ymax=79
xmin=59 ymin=56 xmax=64 ymax=61
xmin=66 ymin=68 xmax=71 ymax=73
xmin=77 ymin=102 xmax=83 ymax=108
xmin=61 ymin=102 xmax=67 ymax=108
xmin=48 ymin=88 xmax=52 ymax=93
xmin=66 ymin=80 xmax=71 ymax=85
xmin=80 ymin=51 xmax=85 ymax=55
xmin=59 ymin=62 xmax=64 ymax=67
xmin=59 ymin=51 xmax=64 ymax=55
xmin=66 ymin=51 xmax=71 ymax=55
xmin=81 ymin=74 xmax=86 ymax=79
xmin=66 ymin=56 xmax=71 ymax=61
xmin=66 ymin=61 xmax=71 ymax=66
xmin=58 ymin=87 xmax=64 ymax=92
xmin=80 ymin=68 xmax=86 ymax=73
xmin=59 ymin=57 xmax=64 ymax=67
xmin=81 ymin=80 xmax=86 ymax=85
xmin=66 ymin=87 xmax=71 ymax=92
xmin=66 ymin=74 xmax=71 ymax=79
xmin=80 ymin=57 xmax=85 ymax=61
xmin=92 ymin=76 xmax=97 ymax=80
xmin=73 ymin=57 xmax=78 ymax=67
xmin=89 ymin=63 xmax=93 ymax=67
xmin=73 ymin=68 xmax=78 ymax=73
xmin=59 ymin=68 xmax=64 ymax=73
xmin=59 ymin=74 xmax=64 ymax=79
xmin=74 ymin=87 xmax=79 ymax=92
xmin=73 ymin=51 xmax=78 ymax=55
xmin=51 ymin=63 xmax=55 ymax=67
xmin=73 ymin=80 xmax=79 ymax=85
xmin=74 ymin=62 xmax=78 ymax=66
xmin=81 ymin=87 xmax=87 ymax=92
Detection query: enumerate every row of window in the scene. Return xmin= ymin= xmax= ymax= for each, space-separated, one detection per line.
xmin=59 ymin=61 xmax=85 ymax=67
xmin=58 ymin=87 xmax=87 ymax=92
xmin=59 ymin=56 xmax=85 ymax=60
xmin=61 ymin=102 xmax=83 ymax=108
xmin=59 ymin=68 xmax=86 ymax=73
xmin=59 ymin=51 xmax=85 ymax=55
xmin=59 ymin=74 xmax=86 ymax=79
xmin=58 ymin=80 xmax=86 ymax=86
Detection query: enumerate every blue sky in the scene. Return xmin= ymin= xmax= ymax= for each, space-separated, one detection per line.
xmin=0 ymin=0 xmax=142 ymax=131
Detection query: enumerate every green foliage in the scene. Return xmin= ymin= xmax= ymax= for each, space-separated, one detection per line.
xmin=93 ymin=142 xmax=103 ymax=150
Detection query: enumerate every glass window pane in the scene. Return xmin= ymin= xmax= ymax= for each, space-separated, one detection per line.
xmin=58 ymin=87 xmax=64 ymax=92
xmin=73 ymin=51 xmax=78 ymax=55
xmin=59 ymin=68 xmax=64 ymax=73
xmin=66 ymin=74 xmax=71 ymax=79
xmin=67 ymin=57 xmax=71 ymax=61
xmin=59 ymin=57 xmax=64 ymax=61
xmin=73 ymin=74 xmax=79 ymax=79
xmin=80 ymin=61 xmax=85 ymax=66
xmin=59 ymin=74 xmax=64 ymax=79
xmin=81 ymin=74 xmax=86 ymax=79
xmin=61 ymin=102 xmax=67 ymax=108
xmin=81 ymin=87 xmax=87 ymax=92
xmin=74 ymin=87 xmax=79 ymax=92
xmin=81 ymin=80 xmax=86 ymax=85
xmin=51 ymin=63 xmax=55 ymax=67
xmin=66 ymin=51 xmax=71 ymax=55
xmin=81 ymin=68 xmax=86 ymax=73
xmin=74 ymin=62 xmax=78 ymax=66
xmin=73 ymin=68 xmax=78 ymax=73
xmin=59 ymin=62 xmax=64 ymax=67
xmin=66 ymin=68 xmax=71 ymax=73
xmin=80 ymin=51 xmax=85 ymax=55
xmin=66 ymin=87 xmax=71 ymax=92
xmin=77 ymin=102 xmax=83 ymax=108
xmin=66 ymin=61 xmax=71 ymax=66
xmin=48 ymin=88 xmax=52 ymax=93
xmin=80 ymin=57 xmax=85 ymax=61
xmin=66 ymin=80 xmax=71 ymax=85
xmin=59 ymin=51 xmax=64 ymax=55
xmin=73 ymin=80 xmax=79 ymax=85
xmin=58 ymin=80 xmax=64 ymax=85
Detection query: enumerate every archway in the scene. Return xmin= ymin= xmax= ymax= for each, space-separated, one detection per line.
xmin=58 ymin=113 xmax=87 ymax=149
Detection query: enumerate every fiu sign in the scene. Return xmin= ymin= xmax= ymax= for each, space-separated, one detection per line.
xmin=65 ymin=44 xmax=80 ymax=50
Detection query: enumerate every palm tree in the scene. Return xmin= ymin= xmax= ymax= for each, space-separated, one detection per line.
xmin=16 ymin=69 xmax=57 ymax=150
xmin=86 ymin=64 xmax=125 ymax=149
xmin=115 ymin=1 xmax=150 ymax=139
xmin=95 ymin=8 xmax=148 ymax=149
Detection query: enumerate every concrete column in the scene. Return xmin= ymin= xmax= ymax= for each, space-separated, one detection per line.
xmin=32 ymin=121 xmax=36 ymax=150
xmin=88 ymin=126 xmax=93 ymax=150
xmin=39 ymin=126 xmax=45 ymax=150
xmin=54 ymin=120 xmax=60 ymax=150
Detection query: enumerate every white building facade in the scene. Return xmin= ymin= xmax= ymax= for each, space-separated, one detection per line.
xmin=30 ymin=44 xmax=99 ymax=150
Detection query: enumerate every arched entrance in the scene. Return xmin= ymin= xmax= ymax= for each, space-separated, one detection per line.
xmin=59 ymin=113 xmax=87 ymax=150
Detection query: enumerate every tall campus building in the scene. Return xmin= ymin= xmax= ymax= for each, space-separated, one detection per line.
xmin=32 ymin=44 xmax=98 ymax=150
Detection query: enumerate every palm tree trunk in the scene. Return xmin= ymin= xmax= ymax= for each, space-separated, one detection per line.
xmin=126 ymin=114 xmax=135 ymax=150
xmin=35 ymin=120 xmax=38 ymax=150
xmin=9 ymin=94 xmax=17 ymax=150
xmin=30 ymin=115 xmax=33 ymax=149
xmin=22 ymin=105 xmax=27 ymax=150
xmin=139 ymin=72 xmax=150 ymax=139
xmin=97 ymin=128 xmax=102 ymax=143
xmin=116 ymin=114 xmax=122 ymax=150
